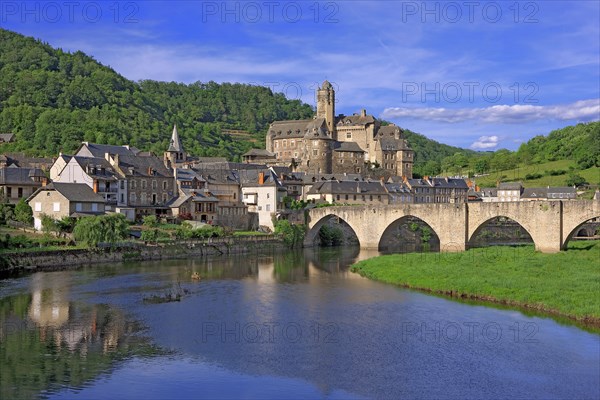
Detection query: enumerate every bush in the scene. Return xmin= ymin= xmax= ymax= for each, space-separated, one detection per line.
xmin=73 ymin=214 xmax=129 ymax=247
xmin=274 ymin=220 xmax=306 ymax=247
xmin=143 ymin=215 xmax=158 ymax=227
xmin=525 ymin=173 xmax=543 ymax=180
xmin=319 ymin=225 xmax=343 ymax=246
xmin=566 ymin=173 xmax=587 ymax=187
xmin=14 ymin=199 xmax=33 ymax=225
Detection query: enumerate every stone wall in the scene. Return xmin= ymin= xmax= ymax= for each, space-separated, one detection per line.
xmin=0 ymin=237 xmax=286 ymax=277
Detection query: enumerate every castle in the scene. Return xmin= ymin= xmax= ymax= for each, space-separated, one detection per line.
xmin=265 ymin=81 xmax=414 ymax=177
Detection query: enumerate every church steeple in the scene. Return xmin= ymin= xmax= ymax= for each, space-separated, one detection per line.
xmin=168 ymin=124 xmax=183 ymax=152
xmin=164 ymin=124 xmax=186 ymax=167
xmin=316 ymin=80 xmax=335 ymax=137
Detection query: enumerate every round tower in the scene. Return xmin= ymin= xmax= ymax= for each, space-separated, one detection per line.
xmin=316 ymin=80 xmax=335 ymax=137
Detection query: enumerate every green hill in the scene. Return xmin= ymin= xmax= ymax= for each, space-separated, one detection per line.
xmin=0 ymin=28 xmax=313 ymax=160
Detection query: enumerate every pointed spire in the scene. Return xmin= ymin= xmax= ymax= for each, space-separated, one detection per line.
xmin=168 ymin=124 xmax=183 ymax=152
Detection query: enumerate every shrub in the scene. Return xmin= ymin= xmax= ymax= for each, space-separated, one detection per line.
xmin=143 ymin=215 xmax=158 ymax=227
xmin=73 ymin=214 xmax=129 ymax=247
xmin=14 ymin=199 xmax=33 ymax=225
xmin=319 ymin=224 xmax=343 ymax=246
xmin=274 ymin=220 xmax=306 ymax=247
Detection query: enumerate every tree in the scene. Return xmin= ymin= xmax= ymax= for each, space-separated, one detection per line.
xmin=40 ymin=214 xmax=58 ymax=236
xmin=73 ymin=214 xmax=129 ymax=247
xmin=566 ymin=173 xmax=587 ymax=187
xmin=14 ymin=199 xmax=33 ymax=225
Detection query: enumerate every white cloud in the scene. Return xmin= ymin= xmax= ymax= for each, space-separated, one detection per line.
xmin=381 ymin=99 xmax=600 ymax=124
xmin=470 ymin=135 xmax=500 ymax=150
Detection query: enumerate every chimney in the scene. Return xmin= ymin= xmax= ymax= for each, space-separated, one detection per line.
xmin=93 ymin=179 xmax=99 ymax=193
xmin=360 ymin=109 xmax=366 ymax=117
xmin=445 ymin=176 xmax=449 ymax=183
xmin=42 ymin=177 xmax=48 ymax=187
xmin=258 ymin=172 xmax=265 ymax=185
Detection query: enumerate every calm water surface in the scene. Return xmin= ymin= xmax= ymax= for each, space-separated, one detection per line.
xmin=0 ymin=247 xmax=598 ymax=399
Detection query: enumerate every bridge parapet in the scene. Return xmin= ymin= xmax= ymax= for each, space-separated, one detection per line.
xmin=304 ymin=200 xmax=600 ymax=253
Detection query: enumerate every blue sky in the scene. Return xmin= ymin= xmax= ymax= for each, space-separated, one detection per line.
xmin=1 ymin=1 xmax=599 ymax=150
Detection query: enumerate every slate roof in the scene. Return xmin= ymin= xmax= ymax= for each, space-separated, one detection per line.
xmin=167 ymin=125 xmax=184 ymax=152
xmin=73 ymin=156 xmax=119 ymax=180
xmin=302 ymin=173 xmax=363 ymax=183
xmin=30 ymin=182 xmax=105 ymax=203
xmin=377 ymin=137 xmax=408 ymax=151
xmin=79 ymin=142 xmax=136 ymax=158
xmin=0 ymin=167 xmax=43 ymax=185
xmin=333 ymin=142 xmax=365 ymax=153
xmin=243 ymin=149 xmax=276 ymax=157
xmin=498 ymin=182 xmax=523 ymax=191
xmin=239 ymin=168 xmax=283 ymax=187
xmin=522 ymin=187 xmax=576 ymax=199
xmin=377 ymin=125 xmax=402 ymax=137
xmin=0 ymin=153 xmax=53 ymax=169
xmin=307 ymin=180 xmax=388 ymax=195
xmin=269 ymin=118 xmax=331 ymax=139
xmin=336 ymin=114 xmax=376 ymax=126
xmin=116 ymin=154 xmax=173 ymax=178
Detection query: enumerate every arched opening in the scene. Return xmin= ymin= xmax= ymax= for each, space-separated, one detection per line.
xmin=378 ymin=216 xmax=440 ymax=253
xmin=469 ymin=216 xmax=533 ymax=248
xmin=305 ymin=215 xmax=360 ymax=247
xmin=564 ymin=217 xmax=600 ymax=249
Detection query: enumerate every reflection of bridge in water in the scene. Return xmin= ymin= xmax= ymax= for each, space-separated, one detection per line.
xmin=305 ymin=200 xmax=600 ymax=253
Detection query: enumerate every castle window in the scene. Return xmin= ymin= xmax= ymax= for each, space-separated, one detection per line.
xmin=346 ymin=132 xmax=352 ymax=139
xmin=313 ymin=150 xmax=318 ymax=156
xmin=283 ymin=140 xmax=287 ymax=147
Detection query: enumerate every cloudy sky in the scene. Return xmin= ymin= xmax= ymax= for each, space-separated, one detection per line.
xmin=2 ymin=1 xmax=599 ymax=150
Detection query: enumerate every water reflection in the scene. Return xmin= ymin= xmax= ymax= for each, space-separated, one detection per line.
xmin=0 ymin=247 xmax=598 ymax=399
xmin=0 ymin=272 xmax=157 ymax=399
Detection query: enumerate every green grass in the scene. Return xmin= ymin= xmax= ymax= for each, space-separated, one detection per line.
xmin=232 ymin=231 xmax=268 ymax=236
xmin=473 ymin=160 xmax=600 ymax=188
xmin=351 ymin=241 xmax=600 ymax=325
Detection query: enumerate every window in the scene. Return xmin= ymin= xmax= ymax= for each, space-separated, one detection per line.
xmin=152 ymin=194 xmax=157 ymax=204
xmin=92 ymin=203 xmax=98 ymax=212
xmin=53 ymin=202 xmax=60 ymax=212
xmin=336 ymin=195 xmax=340 ymax=201
xmin=130 ymin=180 xmax=136 ymax=189
xmin=163 ymin=193 xmax=168 ymax=203
xmin=313 ymin=150 xmax=318 ymax=156
xmin=120 ymin=181 xmax=125 ymax=189
xmin=34 ymin=202 xmax=41 ymax=212
xmin=130 ymin=193 xmax=137 ymax=203
xmin=141 ymin=180 xmax=147 ymax=189
xmin=121 ymin=194 xmax=124 ymax=203
xmin=75 ymin=203 xmax=82 ymax=212
xmin=6 ymin=187 xmax=12 ymax=198
xmin=152 ymin=180 xmax=157 ymax=189
xmin=266 ymin=204 xmax=271 ymax=212
xmin=141 ymin=193 xmax=147 ymax=204
xmin=162 ymin=181 xmax=168 ymax=190
xmin=346 ymin=132 xmax=352 ymax=139
xmin=17 ymin=188 xmax=23 ymax=198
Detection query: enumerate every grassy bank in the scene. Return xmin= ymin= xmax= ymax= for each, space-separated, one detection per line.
xmin=351 ymin=241 xmax=600 ymax=326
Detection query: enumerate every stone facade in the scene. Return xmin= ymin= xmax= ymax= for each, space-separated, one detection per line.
xmin=266 ymin=81 xmax=414 ymax=178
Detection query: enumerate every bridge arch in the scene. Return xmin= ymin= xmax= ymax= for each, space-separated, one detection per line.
xmin=303 ymin=212 xmax=361 ymax=247
xmin=562 ymin=216 xmax=600 ymax=248
xmin=379 ymin=215 xmax=441 ymax=252
xmin=468 ymin=215 xmax=534 ymax=248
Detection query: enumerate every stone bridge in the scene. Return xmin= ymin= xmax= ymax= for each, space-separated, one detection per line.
xmin=304 ymin=200 xmax=600 ymax=253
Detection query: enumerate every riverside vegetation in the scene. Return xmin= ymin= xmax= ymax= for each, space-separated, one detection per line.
xmin=351 ymin=240 xmax=600 ymax=326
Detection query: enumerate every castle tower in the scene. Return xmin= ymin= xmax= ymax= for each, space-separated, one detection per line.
xmin=316 ymin=80 xmax=335 ymax=137
xmin=164 ymin=124 xmax=186 ymax=167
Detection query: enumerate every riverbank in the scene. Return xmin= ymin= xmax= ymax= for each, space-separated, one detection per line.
xmin=351 ymin=240 xmax=600 ymax=327
xmin=0 ymin=236 xmax=286 ymax=277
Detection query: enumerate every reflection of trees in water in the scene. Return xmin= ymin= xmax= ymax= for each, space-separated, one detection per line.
xmin=273 ymin=251 xmax=308 ymax=282
xmin=0 ymin=276 xmax=160 ymax=399
xmin=470 ymin=217 xmax=533 ymax=247
xmin=303 ymin=246 xmax=361 ymax=273
xmin=379 ymin=216 xmax=440 ymax=253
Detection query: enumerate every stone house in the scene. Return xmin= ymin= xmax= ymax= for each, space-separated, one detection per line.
xmin=306 ymin=180 xmax=389 ymax=205
xmin=27 ymin=182 xmax=106 ymax=231
xmin=497 ymin=182 xmax=523 ymax=202
xmin=0 ymin=167 xmax=47 ymax=204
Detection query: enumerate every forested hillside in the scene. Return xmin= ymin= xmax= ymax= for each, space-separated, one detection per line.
xmin=0 ymin=29 xmax=313 ymax=160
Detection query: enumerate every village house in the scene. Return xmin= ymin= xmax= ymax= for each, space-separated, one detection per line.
xmin=27 ymin=182 xmax=106 ymax=231
xmin=306 ymin=180 xmax=389 ymax=205
xmin=497 ymin=182 xmax=524 ymax=202
xmin=521 ymin=186 xmax=577 ymax=201
xmin=0 ymin=166 xmax=47 ymax=204
xmin=240 ymin=168 xmax=287 ymax=229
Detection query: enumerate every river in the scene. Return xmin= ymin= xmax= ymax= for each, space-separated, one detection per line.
xmin=1 ymin=247 xmax=598 ymax=399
